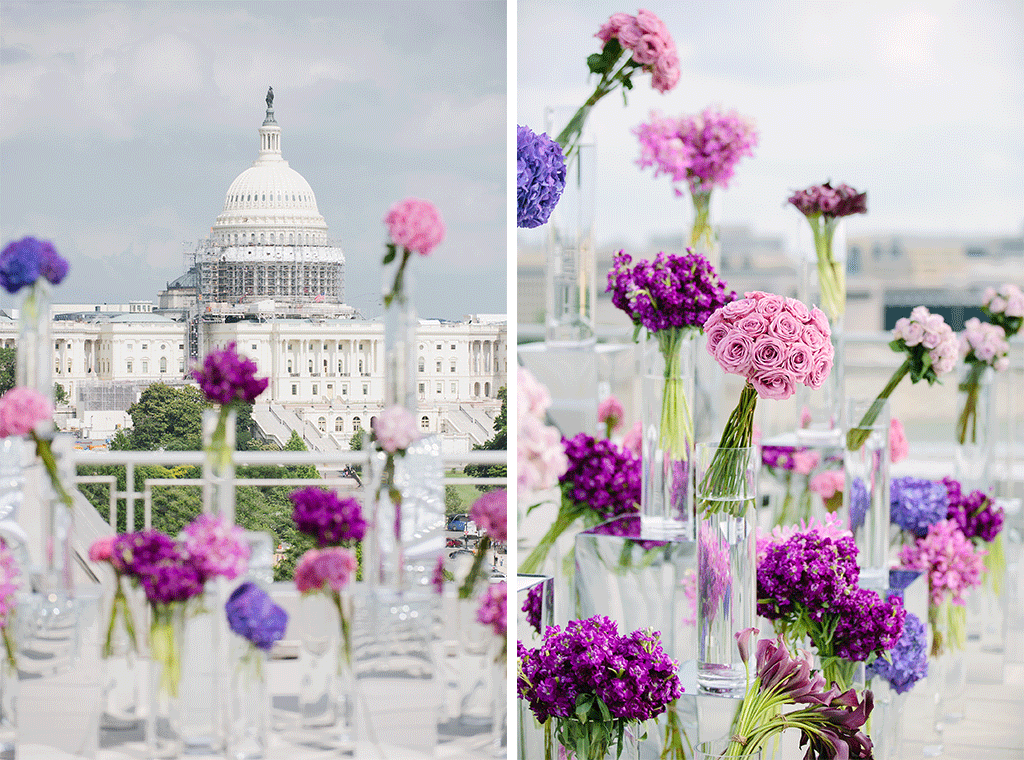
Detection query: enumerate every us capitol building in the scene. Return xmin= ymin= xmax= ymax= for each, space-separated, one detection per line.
xmin=1 ymin=90 xmax=506 ymax=454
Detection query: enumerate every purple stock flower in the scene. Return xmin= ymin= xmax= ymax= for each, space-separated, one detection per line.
xmin=517 ymin=125 xmax=566 ymax=229
xmin=788 ymin=181 xmax=867 ymax=219
xmin=831 ymin=588 xmax=906 ymax=662
xmin=226 ymin=581 xmax=288 ymax=650
xmin=890 ymin=476 xmax=948 ymax=537
xmin=943 ymin=476 xmax=1004 ymax=542
xmin=192 ymin=342 xmax=269 ymax=406
xmin=112 ymin=529 xmax=206 ymax=606
xmin=560 ymin=433 xmax=641 ymax=520
xmin=290 ymin=486 xmax=367 ymax=547
xmin=0 ymin=237 xmax=69 ymax=293
xmin=867 ymin=611 xmax=928 ymax=694
xmin=757 ymin=531 xmax=860 ymax=623
xmin=522 ymin=583 xmax=544 ymax=635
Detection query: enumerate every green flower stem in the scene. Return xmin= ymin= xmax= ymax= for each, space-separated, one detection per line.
xmin=984 ymin=532 xmax=1006 ymax=596
xmin=555 ymin=55 xmax=636 ymax=160
xmin=29 ymin=431 xmax=74 ymax=510
xmin=929 ymin=601 xmax=967 ymax=658
xmin=955 ymin=361 xmax=987 ymax=445
xmin=208 ymin=405 xmax=234 ymax=475
xmin=820 ymin=655 xmax=858 ymax=691
xmin=660 ymin=701 xmax=691 ymax=759
xmin=698 ymin=384 xmax=758 ymax=518
xmin=151 ymin=605 xmax=181 ymax=698
xmin=808 ymin=215 xmax=846 ymax=323
xmin=519 ymin=502 xmax=586 ymax=575
xmin=689 ymin=189 xmax=716 ymax=252
xmin=655 ymin=328 xmax=695 ymax=459
xmin=2 ymin=625 xmax=16 ymax=670
xmin=331 ymin=590 xmax=353 ymax=670
xmin=457 ymin=534 xmax=492 ymax=599
xmin=384 ymin=247 xmax=412 ymax=309
xmin=773 ymin=472 xmax=794 ymax=528
xmin=103 ymin=579 xmax=139 ymax=659
xmin=845 ymin=359 xmax=911 ymax=451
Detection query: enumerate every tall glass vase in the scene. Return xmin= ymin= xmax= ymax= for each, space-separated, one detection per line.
xmin=867 ymin=678 xmax=907 ymax=760
xmin=382 ymin=266 xmax=417 ymax=412
xmin=798 ymin=216 xmax=846 ymax=442
xmin=694 ymin=738 xmax=763 ymax=759
xmin=16 ymin=279 xmax=55 ymax=408
xmin=641 ymin=329 xmax=697 ymax=539
xmin=954 ymin=363 xmax=994 ymax=493
xmin=297 ymin=591 xmax=354 ymax=751
xmin=688 ymin=186 xmax=722 ymax=443
xmin=178 ymin=588 xmax=224 ymax=755
xmin=228 ymin=639 xmax=270 ymax=760
xmin=201 ymin=408 xmax=236 ymax=523
xmin=695 ymin=443 xmax=758 ymax=695
xmin=544 ymin=106 xmax=596 ymax=347
xmin=844 ymin=397 xmax=890 ymax=591
xmin=37 ymin=432 xmax=75 ymax=605
xmin=100 ymin=576 xmax=142 ymax=731
xmin=686 ymin=187 xmax=720 ymax=270
xmin=147 ymin=603 xmax=186 ymax=760
xmin=455 ymin=596 xmax=494 ymax=730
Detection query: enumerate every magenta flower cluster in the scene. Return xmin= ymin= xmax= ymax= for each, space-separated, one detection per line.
xmin=0 ymin=236 xmax=69 ymax=294
xmin=522 ymin=583 xmax=544 ymax=635
xmin=982 ymin=283 xmax=1024 ymax=339
xmin=704 ymin=291 xmax=833 ymax=400
xmin=898 ymin=519 xmax=987 ymax=606
xmin=383 ymin=198 xmax=445 ymax=257
xmin=889 ymin=476 xmax=949 ymax=538
xmin=866 ymin=611 xmax=928 ymax=694
xmin=891 ymin=306 xmax=958 ymax=379
xmin=476 ymin=581 xmax=506 ymax=639
xmin=606 ymin=250 xmax=734 ymax=335
xmin=470 ymin=489 xmax=507 ymax=543
xmin=192 ymin=342 xmax=269 ymax=406
xmin=559 ymin=433 xmax=641 ymax=521
xmin=0 ymin=542 xmax=20 ymax=628
xmin=294 ymin=546 xmax=357 ymax=594
xmin=517 ymin=125 xmax=566 ymax=229
xmin=595 ymin=10 xmax=680 ymax=94
xmin=290 ymin=486 xmax=367 ymax=547
xmin=787 ymin=182 xmax=867 ymax=219
xmin=517 ymin=615 xmax=682 ymax=724
xmin=960 ymin=317 xmax=1010 ymax=372
xmin=181 ymin=514 xmax=250 ymax=581
xmin=635 ymin=107 xmax=758 ymax=194
xmin=942 ymin=477 xmax=1004 ymax=543
xmin=226 ymin=581 xmax=288 ymax=651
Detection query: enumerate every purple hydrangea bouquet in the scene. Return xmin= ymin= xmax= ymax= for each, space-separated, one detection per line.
xmin=700 ymin=291 xmax=833 ymax=515
xmin=788 ymin=182 xmax=867 ymax=324
xmin=889 ymin=476 xmax=949 ymax=539
xmin=226 ymin=581 xmax=288 ymax=654
xmin=635 ymin=107 xmax=758 ymax=253
xmin=518 ymin=125 xmax=566 ymax=229
xmin=553 ymin=10 xmax=680 ymax=160
xmin=944 ymin=476 xmax=1006 ymax=596
xmin=517 ymin=616 xmax=682 ymax=760
xmin=0 ymin=541 xmax=21 ymax=669
xmin=866 ymin=611 xmax=929 ymax=694
xmin=981 ymin=283 xmax=1024 ymax=339
xmin=519 ymin=433 xmax=640 ymax=574
xmin=847 ymin=306 xmax=958 ymax=450
xmin=457 ymin=489 xmax=507 ymax=599
xmin=382 ymin=197 xmax=445 ymax=308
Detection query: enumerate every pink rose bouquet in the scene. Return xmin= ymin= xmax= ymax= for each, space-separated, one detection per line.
xmin=982 ymin=283 xmax=1024 ymax=338
xmin=847 ymin=306 xmax=958 ymax=450
xmin=382 ymin=197 xmax=445 ymax=308
xmin=956 ymin=317 xmax=1010 ymax=446
xmin=554 ymin=9 xmax=680 ymax=160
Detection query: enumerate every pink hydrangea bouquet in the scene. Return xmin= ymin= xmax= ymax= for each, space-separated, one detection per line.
xmin=554 ymin=9 xmax=680 ymax=160
xmin=788 ymin=182 xmax=867 ymax=323
xmin=635 ymin=107 xmax=758 ymax=252
xmin=0 ymin=541 xmax=21 ymax=668
xmin=981 ymin=283 xmax=1024 ymax=338
xmin=956 ymin=317 xmax=1010 ymax=445
xmin=847 ymin=306 xmax=958 ymax=450
xmin=295 ymin=546 xmax=358 ymax=666
xmin=382 ymin=197 xmax=445 ymax=308
xmin=701 ymin=291 xmax=833 ymax=515
xmin=457 ymin=489 xmax=507 ymax=600
xmin=0 ymin=387 xmax=74 ymax=511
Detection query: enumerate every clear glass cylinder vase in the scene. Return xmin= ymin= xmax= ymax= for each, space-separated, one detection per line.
xmin=100 ymin=576 xmax=142 ymax=730
xmin=297 ymin=591 xmax=354 ymax=751
xmin=954 ymin=363 xmax=994 ymax=493
xmin=228 ymin=639 xmax=270 ymax=760
xmin=455 ymin=596 xmax=494 ymax=730
xmin=686 ymin=187 xmax=720 ymax=270
xmin=641 ymin=329 xmax=697 ymax=539
xmin=147 ymin=603 xmax=186 ymax=760
xmin=382 ymin=264 xmax=417 ymax=412
xmin=694 ymin=737 xmax=763 ymax=759
xmin=550 ymin=721 xmax=641 ymax=760
xmin=844 ymin=397 xmax=891 ymax=591
xmin=544 ymin=106 xmax=596 ymax=348
xmin=178 ymin=587 xmax=224 ymax=755
xmin=201 ymin=408 xmax=237 ymax=523
xmin=37 ymin=432 xmax=75 ymax=605
xmin=16 ymin=280 xmax=55 ymax=408
xmin=797 ymin=216 xmax=846 ymax=442
xmin=695 ymin=443 xmax=758 ymax=695
xmin=867 ymin=678 xmax=907 ymax=760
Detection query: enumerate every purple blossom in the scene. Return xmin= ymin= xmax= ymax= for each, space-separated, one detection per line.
xmin=788 ymin=181 xmax=867 ymax=219
xmin=0 ymin=237 xmax=69 ymax=293
xmin=192 ymin=342 xmax=269 ymax=406
xmin=867 ymin=611 xmax=928 ymax=694
xmin=112 ymin=529 xmax=206 ymax=607
xmin=899 ymin=519 xmax=987 ymax=606
xmin=943 ymin=477 xmax=1004 ymax=542
xmin=522 ymin=583 xmax=543 ymax=635
xmin=226 ymin=581 xmax=288 ymax=651
xmin=757 ymin=531 xmax=860 ymax=624
xmin=469 ymin=489 xmax=507 ymax=543
xmin=517 ymin=125 xmax=566 ymax=229
xmin=476 ymin=581 xmax=507 ymax=639
xmin=560 ymin=433 xmax=640 ymax=520
xmin=290 ymin=486 xmax=367 ymax=547
xmin=698 ymin=522 xmax=731 ymax=623
xmin=849 ymin=477 xmax=869 ymax=532
xmin=890 ymin=476 xmax=948 ymax=537
xmin=0 ymin=542 xmax=20 ymax=628
xmin=831 ymin=588 xmax=906 ymax=662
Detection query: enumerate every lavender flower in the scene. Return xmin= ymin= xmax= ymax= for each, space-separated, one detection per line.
xmin=517 ymin=125 xmax=566 ymax=229
xmin=849 ymin=477 xmax=869 ymax=532
xmin=867 ymin=611 xmax=928 ymax=694
xmin=226 ymin=581 xmax=288 ymax=651
xmin=890 ymin=476 xmax=948 ymax=537
xmin=290 ymin=486 xmax=367 ymax=547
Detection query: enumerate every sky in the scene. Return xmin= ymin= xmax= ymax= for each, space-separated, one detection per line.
xmin=518 ymin=0 xmax=1024 ymax=258
xmin=0 ymin=0 xmax=506 ymax=321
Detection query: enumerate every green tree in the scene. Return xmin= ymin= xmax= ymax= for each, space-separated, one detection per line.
xmin=53 ymin=382 xmax=69 ymax=405
xmin=113 ymin=383 xmax=209 ymax=451
xmin=0 ymin=347 xmax=15 ymax=395
xmin=464 ymin=384 xmax=506 ymax=488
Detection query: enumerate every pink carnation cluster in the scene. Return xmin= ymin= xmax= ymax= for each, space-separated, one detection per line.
xmin=470 ymin=489 xmax=507 ymax=543
xmin=960 ymin=317 xmax=1010 ymax=372
xmin=0 ymin=542 xmax=20 ymax=628
xmin=809 ymin=470 xmax=845 ymax=501
xmin=703 ymin=291 xmax=832 ymax=400
xmin=383 ymin=198 xmax=445 ymax=257
xmin=899 ymin=519 xmax=987 ymax=606
xmin=372 ymin=405 xmax=419 ymax=454
xmin=892 ymin=307 xmax=958 ymax=376
xmin=181 ymin=514 xmax=250 ymax=581
xmin=517 ymin=368 xmax=568 ymax=495
xmin=294 ymin=547 xmax=358 ymax=594
xmin=983 ymin=283 xmax=1024 ymax=318
xmin=0 ymin=387 xmax=52 ymax=437
xmin=596 ymin=10 xmax=680 ymax=93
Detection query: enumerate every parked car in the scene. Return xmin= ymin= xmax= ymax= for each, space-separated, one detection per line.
xmin=446 ymin=537 xmax=464 ymax=548
xmin=448 ymin=548 xmax=474 ymax=561
xmin=446 ymin=514 xmax=470 ymax=532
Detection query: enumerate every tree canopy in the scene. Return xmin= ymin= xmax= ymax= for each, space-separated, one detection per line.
xmin=464 ymin=384 xmax=506 ymax=488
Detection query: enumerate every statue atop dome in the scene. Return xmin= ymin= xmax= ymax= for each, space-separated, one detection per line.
xmin=266 ymin=86 xmax=274 ymax=109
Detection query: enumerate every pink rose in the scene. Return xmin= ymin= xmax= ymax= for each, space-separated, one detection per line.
xmin=651 ymin=53 xmax=680 ymax=93
xmin=631 ymin=32 xmax=665 ymax=65
xmin=754 ymin=294 xmax=785 ymax=318
xmin=810 ymin=470 xmax=845 ymax=500
xmin=89 ymin=535 xmax=116 ymax=564
xmin=596 ymin=12 xmax=633 ymax=42
xmin=736 ymin=312 xmax=768 ymax=336
xmin=808 ymin=307 xmax=830 ymax=337
xmin=792 ymin=450 xmax=820 ymax=476
xmin=383 ymin=198 xmax=445 ymax=256
xmin=0 ymin=387 xmax=52 ymax=438
xmin=373 ymin=405 xmax=419 ymax=453
xmin=295 ymin=547 xmax=357 ymax=594
xmin=921 ymin=329 xmax=941 ymax=350
xmin=800 ymin=324 xmax=828 ymax=351
xmin=889 ymin=417 xmax=909 ymax=464
xmin=769 ymin=312 xmax=803 ymax=342
xmin=785 ymin=343 xmax=813 ymax=382
xmin=518 ymin=367 xmax=551 ymax=422
xmin=806 ymin=353 xmax=833 ymax=390
xmin=751 ymin=335 xmax=788 ymax=373
xmin=720 ymin=298 xmax=757 ymax=320
xmin=800 ymin=406 xmax=813 ymax=429
xmin=705 ymin=321 xmax=731 ymax=355
xmin=615 ymin=18 xmax=643 ymax=49
xmin=750 ymin=369 xmax=796 ymax=401
xmin=713 ymin=331 xmax=755 ymax=376
xmin=902 ymin=321 xmax=924 ymax=346
xmin=784 ymin=297 xmax=811 ymax=323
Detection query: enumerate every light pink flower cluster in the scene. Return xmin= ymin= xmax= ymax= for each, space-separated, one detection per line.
xmin=757 ymin=513 xmax=850 ymax=562
xmin=89 ymin=535 xmax=117 ymax=565
xmin=809 ymin=470 xmax=845 ymax=501
xmin=0 ymin=542 xmax=20 ymax=628
xmin=470 ymin=489 xmax=507 ymax=543
xmin=635 ymin=107 xmax=759 ymax=194
xmin=383 ymin=198 xmax=445 ymax=257
xmin=181 ymin=514 xmax=250 ymax=581
xmin=517 ymin=367 xmax=568 ymax=495
xmin=703 ymin=291 xmax=832 ymax=401
xmin=597 ymin=394 xmax=624 ymax=435
xmin=0 ymin=387 xmax=52 ymax=437
xmin=372 ymin=405 xmax=419 ymax=454
xmin=791 ymin=449 xmax=820 ymax=476
xmin=892 ymin=307 xmax=958 ymax=376
xmin=899 ymin=519 xmax=986 ymax=606
xmin=889 ymin=417 xmax=909 ymax=464
xmin=596 ymin=10 xmax=680 ymax=93
xmin=960 ymin=317 xmax=1010 ymax=372
xmin=983 ymin=283 xmax=1024 ymax=318
xmin=294 ymin=547 xmax=358 ymax=594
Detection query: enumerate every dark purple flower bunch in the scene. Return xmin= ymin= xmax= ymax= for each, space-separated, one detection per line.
xmin=517 ymin=125 xmax=566 ymax=229
xmin=757 ymin=531 xmax=860 ymax=624
xmin=112 ymin=530 xmax=204 ymax=606
xmin=606 ymin=250 xmax=734 ymax=336
xmin=226 ymin=581 xmax=288 ymax=651
xmin=290 ymin=486 xmax=367 ymax=547
xmin=0 ymin=237 xmax=69 ymax=293
xmin=890 ymin=476 xmax=948 ymax=537
xmin=943 ymin=477 xmax=1004 ymax=542
xmin=560 ymin=433 xmax=641 ymax=521
xmin=788 ymin=182 xmax=867 ymax=219
xmin=831 ymin=587 xmax=906 ymax=662
xmin=517 ymin=616 xmax=682 ymax=729
xmin=521 ymin=583 xmax=544 ymax=635
xmin=192 ymin=342 xmax=269 ymax=406
xmin=867 ymin=611 xmax=928 ymax=694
